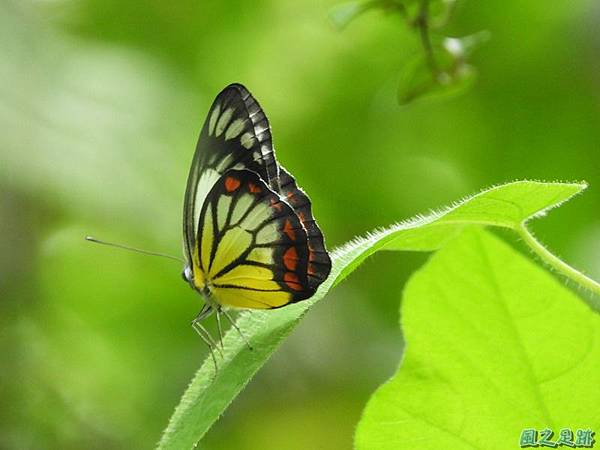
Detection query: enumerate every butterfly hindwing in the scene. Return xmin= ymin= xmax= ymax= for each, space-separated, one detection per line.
xmin=278 ymin=167 xmax=332 ymax=290
xmin=192 ymin=169 xmax=315 ymax=309
xmin=183 ymin=84 xmax=279 ymax=265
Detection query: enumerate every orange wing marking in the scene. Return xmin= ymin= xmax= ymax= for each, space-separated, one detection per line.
xmin=270 ymin=198 xmax=283 ymax=212
xmin=283 ymin=247 xmax=298 ymax=270
xmin=225 ymin=176 xmax=241 ymax=192
xmin=283 ymin=219 xmax=296 ymax=240
xmin=284 ymin=272 xmax=302 ymax=291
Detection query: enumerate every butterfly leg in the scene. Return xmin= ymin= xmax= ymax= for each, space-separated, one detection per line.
xmin=215 ymin=307 xmax=225 ymax=352
xmin=221 ymin=309 xmax=253 ymax=351
xmin=191 ymin=304 xmax=223 ymax=370
xmin=191 ymin=321 xmax=219 ymax=373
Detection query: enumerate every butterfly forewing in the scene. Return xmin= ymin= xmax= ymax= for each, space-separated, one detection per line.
xmin=192 ymin=169 xmax=315 ymax=309
xmin=183 ymin=84 xmax=279 ymax=265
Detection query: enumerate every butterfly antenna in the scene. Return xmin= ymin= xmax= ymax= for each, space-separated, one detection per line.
xmin=85 ymin=236 xmax=184 ymax=263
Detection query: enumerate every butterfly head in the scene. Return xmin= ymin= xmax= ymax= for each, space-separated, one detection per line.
xmin=181 ymin=264 xmax=213 ymax=299
xmin=181 ymin=265 xmax=194 ymax=285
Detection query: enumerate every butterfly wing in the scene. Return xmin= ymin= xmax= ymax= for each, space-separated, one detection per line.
xmin=278 ymin=167 xmax=331 ymax=290
xmin=193 ymin=169 xmax=315 ymax=309
xmin=183 ymin=84 xmax=279 ymax=265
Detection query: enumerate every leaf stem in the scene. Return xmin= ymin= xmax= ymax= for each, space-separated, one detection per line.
xmin=415 ymin=0 xmax=439 ymax=77
xmin=517 ymin=223 xmax=600 ymax=309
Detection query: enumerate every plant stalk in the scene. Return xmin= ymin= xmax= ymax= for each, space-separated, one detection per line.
xmin=517 ymin=223 xmax=600 ymax=309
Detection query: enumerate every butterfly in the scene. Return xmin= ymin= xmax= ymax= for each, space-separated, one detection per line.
xmin=180 ymin=83 xmax=331 ymax=351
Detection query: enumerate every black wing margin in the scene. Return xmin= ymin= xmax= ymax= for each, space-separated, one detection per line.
xmin=278 ymin=167 xmax=332 ymax=291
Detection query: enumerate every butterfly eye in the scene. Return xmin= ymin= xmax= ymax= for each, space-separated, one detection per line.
xmin=181 ymin=266 xmax=193 ymax=283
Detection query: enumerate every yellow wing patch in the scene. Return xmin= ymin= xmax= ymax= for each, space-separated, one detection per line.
xmin=200 ymin=209 xmax=214 ymax=272
xmin=211 ymin=227 xmax=252 ymax=275
xmin=211 ymin=286 xmax=291 ymax=309
xmin=215 ymin=265 xmax=280 ymax=290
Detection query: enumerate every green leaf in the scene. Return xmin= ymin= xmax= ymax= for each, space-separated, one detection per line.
xmin=429 ymin=0 xmax=457 ymax=29
xmin=329 ymin=0 xmax=411 ymax=30
xmin=397 ymin=51 xmax=476 ymax=105
xmin=329 ymin=1 xmax=377 ymax=29
xmin=355 ymin=229 xmax=600 ymax=449
xmin=157 ymin=181 xmax=593 ymax=449
xmin=397 ymin=32 xmax=489 ymax=105
xmin=333 ymin=181 xmax=587 ymax=284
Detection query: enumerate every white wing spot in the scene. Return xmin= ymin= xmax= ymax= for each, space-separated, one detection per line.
xmin=225 ymin=118 xmax=246 ymax=140
xmin=260 ymin=143 xmax=272 ymax=157
xmin=255 ymin=124 xmax=267 ymax=135
xmin=217 ymin=195 xmax=232 ymax=230
xmin=231 ymin=194 xmax=255 ymax=225
xmin=240 ymin=132 xmax=255 ymax=149
xmin=256 ymin=221 xmax=279 ymax=245
xmin=208 ymin=103 xmax=221 ymax=136
xmin=194 ymin=168 xmax=220 ymax=233
xmin=215 ymin=108 xmax=233 ymax=137
xmin=247 ymin=247 xmax=274 ymax=265
xmin=215 ymin=153 xmax=234 ymax=172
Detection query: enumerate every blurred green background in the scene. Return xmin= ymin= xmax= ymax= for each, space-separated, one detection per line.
xmin=1 ymin=0 xmax=599 ymax=448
